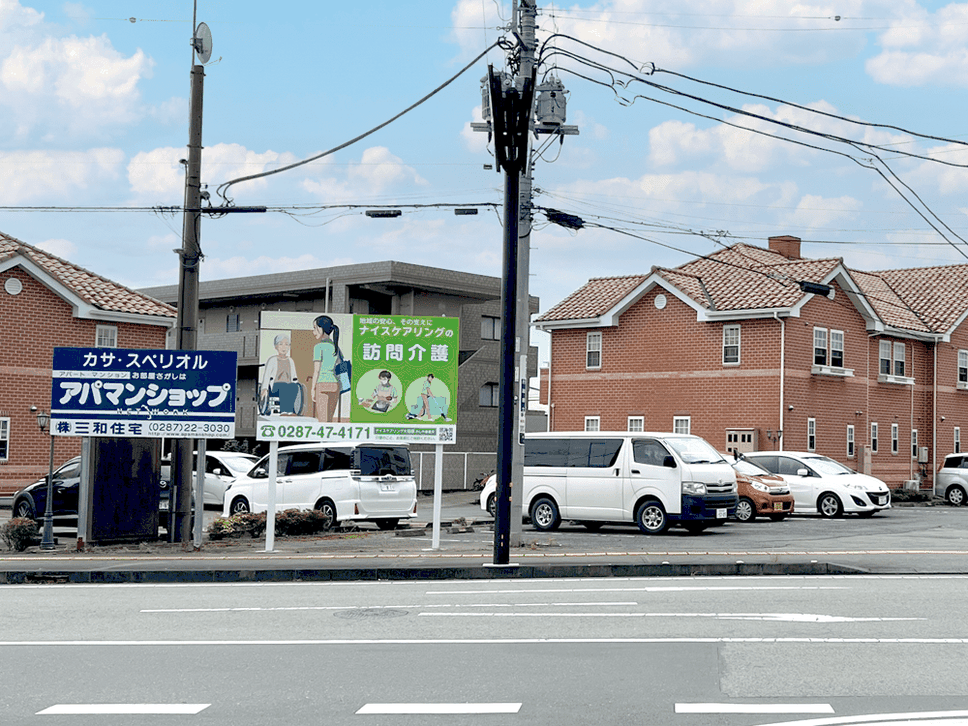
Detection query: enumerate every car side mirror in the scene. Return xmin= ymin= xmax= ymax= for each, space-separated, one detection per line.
xmin=214 ymin=467 xmax=227 ymax=477
xmin=797 ymin=468 xmax=809 ymax=477
xmin=663 ymin=455 xmax=677 ymax=468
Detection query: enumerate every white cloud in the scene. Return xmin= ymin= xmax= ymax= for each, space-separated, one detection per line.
xmin=867 ymin=3 xmax=968 ymax=87
xmin=34 ymin=237 xmax=77 ymax=259
xmin=0 ymin=147 xmax=124 ymax=203
xmin=302 ymin=147 xmax=427 ymax=201
xmin=202 ymin=253 xmax=355 ymax=281
xmin=784 ymin=194 xmax=863 ymax=231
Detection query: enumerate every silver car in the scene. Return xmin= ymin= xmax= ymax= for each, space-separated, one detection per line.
xmin=936 ymin=453 xmax=968 ymax=505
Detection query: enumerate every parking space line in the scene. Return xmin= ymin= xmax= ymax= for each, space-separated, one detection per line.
xmin=37 ymin=704 xmax=210 ymax=715
xmin=676 ymin=704 xmax=835 ymax=714
xmin=356 ymin=703 xmax=522 ymax=714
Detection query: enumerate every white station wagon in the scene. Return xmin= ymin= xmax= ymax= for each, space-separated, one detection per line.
xmin=222 ymin=442 xmax=417 ymax=531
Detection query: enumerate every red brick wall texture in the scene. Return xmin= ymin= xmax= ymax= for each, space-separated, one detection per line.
xmin=0 ymin=269 xmax=169 ymax=494
xmin=547 ymin=284 xmax=959 ymax=490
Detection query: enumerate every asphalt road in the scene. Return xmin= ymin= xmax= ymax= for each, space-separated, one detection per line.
xmin=3 ymin=574 xmax=968 ymax=725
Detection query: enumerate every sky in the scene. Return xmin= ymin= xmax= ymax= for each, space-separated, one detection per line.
xmin=3 ymin=0 xmax=968 ymax=367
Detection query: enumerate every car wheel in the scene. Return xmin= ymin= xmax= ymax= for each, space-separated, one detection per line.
xmin=314 ymin=499 xmax=338 ymax=531
xmin=486 ymin=493 xmax=496 ymax=518
xmin=375 ymin=518 xmax=399 ymax=531
xmin=635 ymin=500 xmax=668 ymax=535
xmin=817 ymin=492 xmax=843 ymax=518
xmin=13 ymin=499 xmax=35 ymax=520
xmin=734 ymin=497 xmax=755 ymax=522
xmin=229 ymin=496 xmax=250 ymax=515
xmin=529 ymin=497 xmax=561 ymax=531
xmin=581 ymin=521 xmax=604 ymax=532
xmin=946 ymin=485 xmax=966 ymax=506
xmin=768 ymin=513 xmax=788 ymax=522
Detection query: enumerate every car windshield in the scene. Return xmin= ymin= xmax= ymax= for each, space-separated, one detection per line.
xmin=732 ymin=458 xmax=771 ymax=476
xmin=665 ymin=437 xmax=726 ymax=465
xmin=803 ymin=456 xmax=853 ymax=476
xmin=221 ymin=455 xmax=258 ymax=475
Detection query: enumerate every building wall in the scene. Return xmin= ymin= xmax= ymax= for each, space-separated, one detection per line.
xmin=0 ymin=268 xmax=169 ymax=493
xmin=546 ymin=282 xmax=960 ymax=489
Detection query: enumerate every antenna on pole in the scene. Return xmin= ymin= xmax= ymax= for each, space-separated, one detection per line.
xmin=193 ymin=22 xmax=213 ymax=64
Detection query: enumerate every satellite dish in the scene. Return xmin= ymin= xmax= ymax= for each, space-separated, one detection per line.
xmin=193 ymin=22 xmax=213 ymax=64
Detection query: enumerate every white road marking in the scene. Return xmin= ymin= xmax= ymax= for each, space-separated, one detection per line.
xmin=356 ymin=703 xmax=522 ymax=714
xmin=744 ymin=710 xmax=968 ymax=726
xmin=3 ymin=637 xmax=966 ymax=646
xmin=37 ymin=704 xmax=210 ymax=715
xmin=425 ymin=586 xmax=846 ymax=594
xmin=676 ymin=703 xmax=835 ymax=714
xmin=418 ymin=612 xmax=920 ymax=622
xmin=140 ymin=601 xmax=638 ymax=613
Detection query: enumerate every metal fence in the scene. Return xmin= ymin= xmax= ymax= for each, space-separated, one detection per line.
xmin=411 ymin=451 xmax=496 ymax=491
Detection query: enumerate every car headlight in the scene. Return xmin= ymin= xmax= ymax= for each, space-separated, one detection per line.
xmin=751 ymin=481 xmax=771 ymax=493
xmin=682 ymin=481 xmax=707 ymax=496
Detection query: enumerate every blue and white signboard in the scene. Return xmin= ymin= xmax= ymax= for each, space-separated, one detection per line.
xmin=50 ymin=347 xmax=237 ymax=438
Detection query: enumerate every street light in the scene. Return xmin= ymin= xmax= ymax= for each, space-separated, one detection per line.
xmin=31 ymin=406 xmax=56 ymax=550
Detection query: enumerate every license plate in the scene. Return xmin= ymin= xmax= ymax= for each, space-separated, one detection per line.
xmin=773 ymin=502 xmax=784 ymax=511
xmin=380 ymin=483 xmax=396 ymax=492
xmin=159 ymin=500 xmax=169 ymax=511
xmin=716 ymin=508 xmax=727 ymax=519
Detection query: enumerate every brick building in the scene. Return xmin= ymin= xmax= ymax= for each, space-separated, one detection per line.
xmin=0 ymin=232 xmax=176 ymax=494
xmin=535 ymin=235 xmax=968 ymax=490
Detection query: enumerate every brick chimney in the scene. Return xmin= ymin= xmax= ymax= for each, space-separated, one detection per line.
xmin=769 ymin=235 xmax=801 ymax=259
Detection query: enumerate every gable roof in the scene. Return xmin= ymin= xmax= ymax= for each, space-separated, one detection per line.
xmin=535 ymin=240 xmax=965 ymax=340
xmin=0 ymin=232 xmax=176 ymax=323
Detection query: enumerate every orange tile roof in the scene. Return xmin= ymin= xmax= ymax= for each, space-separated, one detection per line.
xmin=0 ymin=232 xmax=176 ymax=320
xmin=536 ymin=241 xmax=968 ymax=336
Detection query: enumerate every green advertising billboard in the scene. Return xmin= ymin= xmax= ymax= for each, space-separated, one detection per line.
xmin=256 ymin=311 xmax=458 ymax=444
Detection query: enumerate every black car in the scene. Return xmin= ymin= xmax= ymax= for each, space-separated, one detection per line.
xmin=12 ymin=457 xmax=173 ymax=528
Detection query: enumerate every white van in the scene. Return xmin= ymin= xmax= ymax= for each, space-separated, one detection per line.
xmin=480 ymin=431 xmax=737 ymax=534
xmin=223 ymin=442 xmax=417 ymax=531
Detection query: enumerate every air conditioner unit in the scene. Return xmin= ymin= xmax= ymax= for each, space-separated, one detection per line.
xmin=918 ymin=446 xmax=929 ymax=464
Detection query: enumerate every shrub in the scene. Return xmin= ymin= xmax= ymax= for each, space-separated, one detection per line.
xmin=207 ymin=512 xmax=266 ymax=540
xmin=275 ymin=508 xmax=333 ymax=536
xmin=1 ymin=518 xmax=40 ymax=552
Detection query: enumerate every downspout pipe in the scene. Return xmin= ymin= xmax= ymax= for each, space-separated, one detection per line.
xmin=775 ymin=313 xmax=785 ymax=450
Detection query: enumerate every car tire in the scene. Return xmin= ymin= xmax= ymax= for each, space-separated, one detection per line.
xmin=635 ymin=500 xmax=668 ymax=535
xmin=946 ymin=485 xmax=966 ymax=506
xmin=734 ymin=497 xmax=756 ymax=522
xmin=13 ymin=498 xmax=35 ymax=521
xmin=486 ymin=493 xmax=496 ymax=518
xmin=530 ymin=497 xmax=561 ymax=531
xmin=375 ymin=518 xmax=399 ymax=531
xmin=314 ymin=499 xmax=338 ymax=531
xmin=229 ymin=496 xmax=250 ymax=516
xmin=817 ymin=492 xmax=843 ymax=518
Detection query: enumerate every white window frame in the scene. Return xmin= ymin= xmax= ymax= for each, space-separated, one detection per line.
xmin=673 ymin=416 xmax=691 ymax=435
xmin=871 ymin=422 xmax=879 ymax=454
xmin=956 ymin=427 xmax=962 ymax=454
xmin=912 ymin=429 xmax=918 ymax=458
xmin=722 ymin=324 xmax=740 ymax=365
xmin=813 ymin=327 xmax=828 ymax=366
xmin=879 ymin=340 xmax=892 ymax=375
xmin=807 ymin=417 xmax=816 ymax=452
xmin=0 ymin=417 xmax=8 ymax=462
xmin=95 ymin=324 xmax=117 ymax=348
xmin=893 ymin=342 xmax=906 ymax=378
xmin=847 ymin=424 xmax=855 ymax=458
xmin=586 ymin=331 xmax=601 ymax=370
xmin=830 ymin=330 xmax=844 ymax=368
xmin=627 ymin=416 xmax=644 ymax=432
xmin=891 ymin=423 xmax=899 ymax=455
xmin=481 ymin=315 xmax=500 ymax=341
xmin=584 ymin=416 xmax=601 ymax=432
xmin=959 ymin=350 xmax=968 ymax=389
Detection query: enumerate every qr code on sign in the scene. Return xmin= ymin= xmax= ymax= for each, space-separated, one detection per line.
xmin=438 ymin=427 xmax=455 ymax=442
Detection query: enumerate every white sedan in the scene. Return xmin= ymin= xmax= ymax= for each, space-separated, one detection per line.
xmin=743 ymin=451 xmax=891 ymax=518
xmin=198 ymin=452 xmax=259 ymax=506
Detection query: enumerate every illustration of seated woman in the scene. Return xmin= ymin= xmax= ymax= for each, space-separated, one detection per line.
xmin=406 ymin=373 xmax=451 ymax=421
xmin=260 ymin=334 xmax=303 ymax=415
xmin=361 ymin=370 xmax=398 ymax=413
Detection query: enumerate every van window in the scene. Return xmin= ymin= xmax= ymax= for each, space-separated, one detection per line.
xmin=632 ymin=439 xmax=672 ymax=467
xmin=323 ymin=448 xmax=353 ymax=472
xmin=286 ymin=451 xmax=322 ymax=476
xmin=355 ymin=446 xmax=411 ymax=476
xmin=524 ymin=438 xmax=571 ymax=467
xmin=567 ymin=438 xmax=623 ymax=467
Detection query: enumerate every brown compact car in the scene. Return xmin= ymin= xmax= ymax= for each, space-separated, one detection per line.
xmin=727 ymin=455 xmax=795 ymax=522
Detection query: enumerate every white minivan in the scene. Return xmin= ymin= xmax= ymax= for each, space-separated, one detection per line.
xmin=479 ymin=431 xmax=737 ymax=534
xmin=223 ymin=442 xmax=417 ymax=531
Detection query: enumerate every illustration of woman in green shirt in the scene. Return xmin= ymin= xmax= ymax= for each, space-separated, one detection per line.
xmin=311 ymin=315 xmax=341 ymax=422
